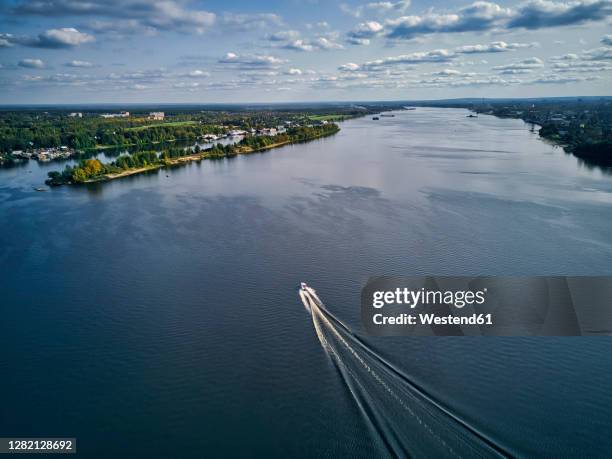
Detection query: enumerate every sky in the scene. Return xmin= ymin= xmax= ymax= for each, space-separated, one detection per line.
xmin=0 ymin=0 xmax=610 ymax=104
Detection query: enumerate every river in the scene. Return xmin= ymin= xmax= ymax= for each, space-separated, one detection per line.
xmin=1 ymin=107 xmax=611 ymax=457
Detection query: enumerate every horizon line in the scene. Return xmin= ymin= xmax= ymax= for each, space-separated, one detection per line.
xmin=1 ymin=95 xmax=611 ymax=109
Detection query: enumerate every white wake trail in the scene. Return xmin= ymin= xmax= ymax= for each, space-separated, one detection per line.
xmin=300 ymin=286 xmax=509 ymax=459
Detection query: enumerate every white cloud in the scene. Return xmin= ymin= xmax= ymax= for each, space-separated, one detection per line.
xmin=38 ymin=28 xmax=94 ymax=47
xmin=280 ymin=34 xmax=344 ymax=52
xmin=267 ymin=30 xmax=300 ymax=41
xmin=582 ymin=46 xmax=612 ymax=60
xmin=313 ymin=36 xmax=344 ymax=50
xmin=341 ymin=0 xmax=411 ymax=20
xmin=431 ymin=69 xmax=463 ymax=76
xmin=107 ymin=68 xmax=166 ymax=83
xmin=508 ymin=0 xmax=612 ymax=29
xmin=0 ymin=36 xmax=13 ymax=47
xmin=548 ymin=45 xmax=612 ymax=73
xmin=408 ymin=71 xmax=521 ymax=88
xmin=84 ymin=19 xmax=156 ymax=37
xmin=15 ymin=0 xmax=216 ymax=34
xmin=186 ymin=70 xmax=210 ymax=78
xmin=362 ymin=49 xmax=456 ymax=69
xmin=221 ymin=13 xmax=283 ymax=30
xmin=219 ymin=53 xmax=287 ymax=69
xmin=386 ymin=2 xmax=513 ymax=39
xmin=19 ymin=58 xmax=45 ymax=68
xmin=549 ymin=53 xmax=580 ymax=61
xmin=283 ymin=39 xmax=315 ymax=52
xmin=0 ymin=28 xmax=94 ymax=48
xmin=385 ymin=0 xmax=612 ymax=40
xmin=348 ymin=37 xmax=371 ymax=45
xmin=497 ymin=68 xmax=535 ymax=74
xmin=173 ymin=82 xmax=201 ymax=90
xmin=65 ymin=60 xmax=93 ymax=67
xmin=366 ymin=0 xmax=411 ymax=14
xmin=493 ymin=57 xmax=544 ymax=73
xmin=455 ymin=41 xmax=537 ymax=54
xmin=552 ymin=60 xmax=612 ymax=72
xmin=339 ymin=62 xmax=361 ymax=71
xmin=347 ymin=21 xmax=384 ymax=44
xmin=532 ymin=73 xmax=599 ymax=84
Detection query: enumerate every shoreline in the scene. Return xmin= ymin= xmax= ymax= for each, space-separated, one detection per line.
xmin=466 ymin=108 xmax=609 ymax=163
xmin=81 ymin=127 xmax=339 ymax=184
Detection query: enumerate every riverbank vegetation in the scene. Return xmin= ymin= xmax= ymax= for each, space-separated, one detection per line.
xmin=0 ymin=105 xmax=383 ymax=155
xmin=488 ymin=101 xmax=611 ymax=167
xmin=45 ymin=123 xmax=339 ymax=186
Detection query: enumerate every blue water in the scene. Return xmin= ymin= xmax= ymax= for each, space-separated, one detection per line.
xmin=1 ymin=108 xmax=611 ymax=457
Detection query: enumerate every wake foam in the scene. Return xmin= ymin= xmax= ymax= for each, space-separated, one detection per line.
xmin=301 ymin=286 xmax=508 ymax=458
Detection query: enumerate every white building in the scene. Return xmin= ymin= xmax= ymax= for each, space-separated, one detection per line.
xmin=149 ymin=112 xmax=165 ymax=121
xmin=101 ymin=111 xmax=130 ymax=119
xmin=258 ymin=128 xmax=277 ymax=136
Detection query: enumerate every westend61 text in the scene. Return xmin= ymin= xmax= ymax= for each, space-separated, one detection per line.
xmin=372 ymin=313 xmax=493 ymax=326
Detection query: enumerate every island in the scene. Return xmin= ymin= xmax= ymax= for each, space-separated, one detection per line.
xmin=45 ymin=123 xmax=340 ymax=186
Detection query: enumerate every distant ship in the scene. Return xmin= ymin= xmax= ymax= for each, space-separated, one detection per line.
xmin=404 ymin=107 xmax=416 ymax=110
xmin=372 ymin=116 xmax=379 ymax=120
xmin=466 ymin=114 xmax=478 ymax=118
xmin=380 ymin=114 xmax=395 ymax=117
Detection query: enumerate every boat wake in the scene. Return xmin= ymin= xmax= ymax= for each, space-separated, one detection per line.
xmin=300 ymin=284 xmax=509 ymax=458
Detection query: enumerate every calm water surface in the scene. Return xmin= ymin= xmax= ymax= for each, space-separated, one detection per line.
xmin=2 ymin=108 xmax=612 ymax=457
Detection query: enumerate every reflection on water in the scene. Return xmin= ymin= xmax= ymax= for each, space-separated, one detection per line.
xmin=573 ymin=154 xmax=612 ymax=175
xmin=1 ymin=108 xmax=612 ymax=458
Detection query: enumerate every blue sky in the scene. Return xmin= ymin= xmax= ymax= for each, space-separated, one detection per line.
xmin=0 ymin=0 xmax=610 ymax=103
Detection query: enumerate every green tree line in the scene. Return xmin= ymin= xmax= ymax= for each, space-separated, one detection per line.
xmin=45 ymin=123 xmax=339 ymax=186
